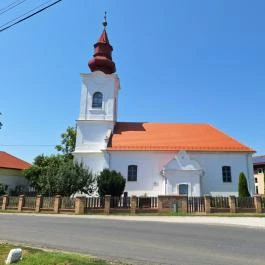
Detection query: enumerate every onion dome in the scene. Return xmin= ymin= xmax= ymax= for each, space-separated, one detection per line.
xmin=88 ymin=12 xmax=116 ymax=74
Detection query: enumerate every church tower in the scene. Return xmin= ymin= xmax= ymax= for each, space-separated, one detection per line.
xmin=74 ymin=14 xmax=120 ymax=173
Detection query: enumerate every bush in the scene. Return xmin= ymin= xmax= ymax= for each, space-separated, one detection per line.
xmin=0 ymin=183 xmax=8 ymax=196
xmin=238 ymin=172 xmax=250 ymax=197
xmin=10 ymin=185 xmax=26 ymax=196
xmin=97 ymin=169 xmax=126 ymax=197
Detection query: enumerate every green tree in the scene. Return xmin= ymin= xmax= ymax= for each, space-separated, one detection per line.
xmin=23 ymin=155 xmax=95 ymax=196
xmin=0 ymin=183 xmax=8 ymax=195
xmin=55 ymin=126 xmax=76 ymax=159
xmin=97 ymin=169 xmax=126 ymax=197
xmin=238 ymin=172 xmax=250 ymax=197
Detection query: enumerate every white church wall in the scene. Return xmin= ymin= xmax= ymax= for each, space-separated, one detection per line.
xmin=75 ymin=120 xmax=114 ymax=152
xmin=109 ymin=151 xmax=174 ymax=196
xmin=74 ymin=152 xmax=109 ymax=175
xmin=109 ymin=151 xmax=254 ymax=196
xmin=189 ymin=152 xmax=254 ymax=196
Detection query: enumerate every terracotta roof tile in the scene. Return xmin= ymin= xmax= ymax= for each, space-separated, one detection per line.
xmin=0 ymin=151 xmax=31 ymax=170
xmin=107 ymin=122 xmax=254 ymax=152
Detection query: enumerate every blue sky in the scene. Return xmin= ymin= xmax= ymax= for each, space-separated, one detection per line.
xmin=0 ymin=0 xmax=265 ymax=163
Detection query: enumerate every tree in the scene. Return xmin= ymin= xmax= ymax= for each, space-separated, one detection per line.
xmin=23 ymin=155 xmax=95 ymax=196
xmin=238 ymin=172 xmax=250 ymax=197
xmin=0 ymin=183 xmax=8 ymax=195
xmin=97 ymin=169 xmax=126 ymax=197
xmin=55 ymin=126 xmax=76 ymax=159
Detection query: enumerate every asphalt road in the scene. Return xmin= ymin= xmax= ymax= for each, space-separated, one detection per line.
xmin=0 ymin=214 xmax=265 ymax=265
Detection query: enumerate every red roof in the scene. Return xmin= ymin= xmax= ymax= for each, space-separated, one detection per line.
xmin=107 ymin=122 xmax=254 ymax=152
xmin=0 ymin=151 xmax=31 ymax=170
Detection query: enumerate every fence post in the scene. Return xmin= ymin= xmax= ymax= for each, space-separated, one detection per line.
xmin=75 ymin=196 xmax=86 ymax=214
xmin=204 ymin=195 xmax=211 ymax=214
xmin=104 ymin=195 xmax=111 ymax=215
xmin=2 ymin=195 xmax=8 ymax=210
xmin=130 ymin=195 xmax=137 ymax=214
xmin=229 ymin=196 xmax=236 ymax=213
xmin=18 ymin=195 xmax=25 ymax=212
xmin=54 ymin=195 xmax=61 ymax=213
xmin=180 ymin=196 xmax=188 ymax=214
xmin=158 ymin=196 xmax=163 ymax=213
xmin=35 ymin=195 xmax=43 ymax=213
xmin=254 ymin=195 xmax=262 ymax=213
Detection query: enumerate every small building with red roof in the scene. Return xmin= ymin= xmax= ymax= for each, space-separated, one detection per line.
xmin=73 ymin=15 xmax=255 ymax=196
xmin=0 ymin=151 xmax=31 ymax=194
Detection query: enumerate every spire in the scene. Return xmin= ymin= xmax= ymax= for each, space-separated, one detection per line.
xmin=88 ymin=12 xmax=116 ymax=74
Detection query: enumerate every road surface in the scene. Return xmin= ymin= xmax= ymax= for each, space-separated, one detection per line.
xmin=0 ymin=214 xmax=264 ymax=265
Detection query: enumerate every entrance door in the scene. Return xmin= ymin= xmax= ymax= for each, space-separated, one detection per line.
xmin=179 ymin=184 xmax=188 ymax=195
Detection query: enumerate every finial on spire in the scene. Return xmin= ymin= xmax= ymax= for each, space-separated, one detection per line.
xmin=103 ymin=11 xmax=107 ymax=28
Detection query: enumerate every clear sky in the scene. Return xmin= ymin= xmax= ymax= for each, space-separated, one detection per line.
xmin=0 ymin=0 xmax=265 ymax=163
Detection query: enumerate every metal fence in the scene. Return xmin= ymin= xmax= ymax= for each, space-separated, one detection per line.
xmin=24 ymin=197 xmax=36 ymax=208
xmin=42 ymin=197 xmax=55 ymax=209
xmin=8 ymin=196 xmax=19 ymax=208
xmin=110 ymin=196 xmax=131 ymax=208
xmin=210 ymin=197 xmax=229 ymax=208
xmin=188 ymin=197 xmax=205 ymax=212
xmin=86 ymin=197 xmax=104 ymax=209
xmin=137 ymin=197 xmax=158 ymax=208
xmin=235 ymin=197 xmax=254 ymax=208
xmin=61 ymin=197 xmax=75 ymax=209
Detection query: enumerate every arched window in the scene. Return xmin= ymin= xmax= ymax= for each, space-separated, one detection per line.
xmin=92 ymin=92 xmax=103 ymax=108
xmin=222 ymin=166 xmax=232 ymax=182
xmin=128 ymin=165 xmax=137 ymax=181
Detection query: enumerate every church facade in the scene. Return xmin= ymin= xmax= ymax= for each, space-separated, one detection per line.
xmin=73 ymin=18 xmax=255 ymax=197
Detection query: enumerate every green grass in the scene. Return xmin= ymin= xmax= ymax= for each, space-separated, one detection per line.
xmin=0 ymin=243 xmax=123 ymax=265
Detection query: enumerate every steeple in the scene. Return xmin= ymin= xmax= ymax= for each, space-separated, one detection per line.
xmin=88 ymin=12 xmax=116 ymax=74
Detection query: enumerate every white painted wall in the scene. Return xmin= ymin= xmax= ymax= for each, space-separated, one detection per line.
xmin=108 ymin=151 xmax=254 ymax=196
xmin=78 ymin=71 xmax=120 ymax=121
xmin=74 ymin=71 xmax=120 ymax=169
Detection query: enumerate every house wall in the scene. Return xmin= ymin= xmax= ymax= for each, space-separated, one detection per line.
xmin=0 ymin=168 xmax=29 ymax=193
xmin=108 ymin=151 xmax=254 ymax=196
xmin=253 ymin=165 xmax=265 ymax=195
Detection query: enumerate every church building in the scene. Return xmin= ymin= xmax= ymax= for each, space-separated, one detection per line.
xmin=73 ymin=16 xmax=255 ymax=197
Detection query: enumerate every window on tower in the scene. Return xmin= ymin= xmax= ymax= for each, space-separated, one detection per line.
xmin=92 ymin=92 xmax=103 ymax=108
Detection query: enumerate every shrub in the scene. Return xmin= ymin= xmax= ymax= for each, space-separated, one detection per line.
xmin=0 ymin=183 xmax=8 ymax=196
xmin=238 ymin=172 xmax=250 ymax=197
xmin=97 ymin=169 xmax=126 ymax=197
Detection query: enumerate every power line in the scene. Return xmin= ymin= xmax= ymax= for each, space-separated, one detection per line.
xmin=0 ymin=0 xmax=27 ymax=16
xmin=0 ymin=0 xmax=23 ymax=12
xmin=0 ymin=0 xmax=62 ymax=33
xmin=0 ymin=144 xmax=55 ymax=147
xmin=0 ymin=0 xmax=56 ymax=29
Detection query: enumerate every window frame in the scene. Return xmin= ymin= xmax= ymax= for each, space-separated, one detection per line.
xmin=92 ymin=92 xmax=103 ymax=109
xmin=127 ymin=165 xmax=137 ymax=182
xmin=178 ymin=184 xmax=189 ymax=195
xmin=222 ymin=166 xmax=232 ymax=183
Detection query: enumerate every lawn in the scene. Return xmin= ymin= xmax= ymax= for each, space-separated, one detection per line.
xmin=0 ymin=243 xmax=123 ymax=265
